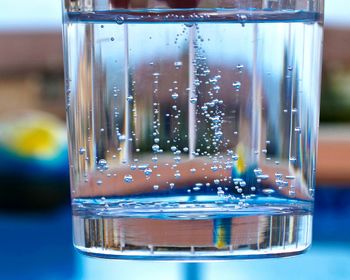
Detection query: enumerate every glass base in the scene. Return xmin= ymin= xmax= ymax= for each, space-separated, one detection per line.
xmin=72 ymin=203 xmax=312 ymax=260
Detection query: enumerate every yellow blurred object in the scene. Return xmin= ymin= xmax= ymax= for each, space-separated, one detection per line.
xmin=0 ymin=111 xmax=66 ymax=159
xmin=216 ymin=226 xmax=227 ymax=249
xmin=236 ymin=143 xmax=246 ymax=174
xmin=11 ymin=121 xmax=61 ymax=158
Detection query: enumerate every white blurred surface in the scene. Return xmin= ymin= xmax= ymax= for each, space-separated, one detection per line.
xmin=324 ymin=0 xmax=350 ymax=27
xmin=0 ymin=0 xmax=349 ymax=32
xmin=76 ymin=243 xmax=350 ymax=280
xmin=0 ymin=0 xmax=62 ymax=31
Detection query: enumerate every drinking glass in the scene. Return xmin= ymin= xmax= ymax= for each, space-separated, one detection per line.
xmin=62 ymin=0 xmax=324 ymax=260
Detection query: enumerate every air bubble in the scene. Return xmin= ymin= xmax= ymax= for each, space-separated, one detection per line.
xmin=184 ymin=22 xmax=194 ymax=28
xmin=174 ymin=156 xmax=181 ymax=163
xmin=236 ymin=64 xmax=244 ymax=72
xmin=262 ymin=188 xmax=275 ymax=195
xmin=170 ymin=146 xmax=177 ymax=152
xmin=124 ymin=175 xmax=133 ymax=183
xmin=152 ymin=156 xmax=158 ymax=162
xmin=152 ymin=144 xmax=160 ymax=152
xmin=233 ymin=178 xmax=243 ymax=184
xmin=174 ymin=61 xmax=183 ymax=67
xmin=138 ymin=164 xmax=149 ymax=170
xmin=207 ymin=101 xmax=215 ymax=108
xmin=239 ymin=14 xmax=247 ymax=26
xmin=239 ymin=181 xmax=247 ymax=187
xmin=290 ymin=157 xmax=297 ymax=162
xmin=115 ymin=16 xmax=124 ymax=24
xmin=211 ymin=116 xmax=220 ymax=123
xmin=217 ymin=189 xmax=225 ymax=197
xmin=211 ymin=166 xmax=218 ymax=172
xmin=215 ymin=131 xmax=223 ymax=137
xmin=79 ymin=147 xmax=86 ymax=155
xmin=130 ymin=164 xmax=137 ymax=170
xmin=257 ymin=174 xmax=269 ymax=180
xmin=254 ymin=168 xmax=262 ymax=176
xmin=190 ymin=97 xmax=197 ymax=104
xmin=231 ymin=154 xmax=239 ymax=161
xmin=96 ymin=179 xmax=103 ymax=186
xmin=203 ymin=69 xmax=210 ymax=74
xmin=232 ymin=81 xmax=241 ymax=91
xmin=275 ymin=172 xmax=283 ymax=179
xmin=97 ymin=159 xmax=108 ymax=170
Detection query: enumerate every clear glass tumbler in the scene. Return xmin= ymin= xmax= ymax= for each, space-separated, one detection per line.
xmin=62 ymin=0 xmax=324 ymax=260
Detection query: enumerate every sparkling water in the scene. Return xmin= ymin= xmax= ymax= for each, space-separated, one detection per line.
xmin=63 ymin=9 xmax=323 ymax=259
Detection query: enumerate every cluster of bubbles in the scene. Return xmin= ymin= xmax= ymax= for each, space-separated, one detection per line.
xmin=75 ymin=20 xmax=304 ymax=208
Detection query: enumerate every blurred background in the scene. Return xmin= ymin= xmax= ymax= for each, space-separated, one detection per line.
xmin=0 ymin=0 xmax=349 ymax=279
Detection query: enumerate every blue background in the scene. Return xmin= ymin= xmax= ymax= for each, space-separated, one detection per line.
xmin=0 ymin=187 xmax=349 ymax=280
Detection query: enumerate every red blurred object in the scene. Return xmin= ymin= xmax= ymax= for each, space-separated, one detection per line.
xmin=111 ymin=0 xmax=129 ymax=8
xmin=166 ymin=0 xmax=199 ymax=8
xmin=110 ymin=0 xmax=199 ymax=9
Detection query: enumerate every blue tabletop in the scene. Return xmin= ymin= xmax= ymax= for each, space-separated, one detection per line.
xmin=1 ymin=187 xmax=349 ymax=280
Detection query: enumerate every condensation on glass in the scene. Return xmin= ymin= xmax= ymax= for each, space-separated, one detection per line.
xmin=62 ymin=0 xmax=324 ymax=259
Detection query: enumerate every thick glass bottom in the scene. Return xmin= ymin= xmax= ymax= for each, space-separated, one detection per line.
xmin=72 ymin=198 xmax=312 ymax=260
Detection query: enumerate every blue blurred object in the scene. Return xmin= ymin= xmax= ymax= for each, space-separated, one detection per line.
xmin=313 ymin=187 xmax=350 ymax=242
xmin=0 ymin=207 xmax=76 ymax=280
xmin=0 ymin=111 xmax=69 ymax=210
xmin=0 ymin=187 xmax=349 ymax=280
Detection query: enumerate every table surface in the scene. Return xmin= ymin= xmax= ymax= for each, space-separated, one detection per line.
xmin=0 ymin=187 xmax=349 ymax=280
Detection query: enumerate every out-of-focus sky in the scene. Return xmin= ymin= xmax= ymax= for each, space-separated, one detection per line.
xmin=0 ymin=0 xmax=349 ymax=32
